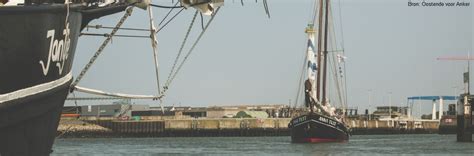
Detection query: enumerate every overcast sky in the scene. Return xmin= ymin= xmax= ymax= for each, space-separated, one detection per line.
xmin=67 ymin=0 xmax=472 ymax=117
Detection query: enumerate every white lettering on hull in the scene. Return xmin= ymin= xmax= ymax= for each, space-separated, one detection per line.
xmin=39 ymin=23 xmax=71 ymax=76
xmin=318 ymin=116 xmax=337 ymax=126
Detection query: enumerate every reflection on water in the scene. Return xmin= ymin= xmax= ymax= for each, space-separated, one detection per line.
xmin=53 ymin=134 xmax=474 ymax=155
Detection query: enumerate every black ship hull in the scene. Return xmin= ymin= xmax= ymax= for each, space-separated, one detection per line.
xmin=0 ymin=4 xmax=126 ymax=155
xmin=0 ymin=81 xmax=71 ymax=155
xmin=288 ymin=113 xmax=350 ymax=143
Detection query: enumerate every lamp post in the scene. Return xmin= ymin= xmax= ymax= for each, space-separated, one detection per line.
xmin=368 ymin=89 xmax=372 ymax=120
xmin=389 ymin=92 xmax=392 ymax=118
xmin=388 ymin=92 xmax=392 ymax=127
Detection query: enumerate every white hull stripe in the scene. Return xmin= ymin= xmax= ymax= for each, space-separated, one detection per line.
xmin=0 ymin=72 xmax=72 ymax=104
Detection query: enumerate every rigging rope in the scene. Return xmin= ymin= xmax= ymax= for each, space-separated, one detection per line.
xmin=328 ymin=4 xmax=346 ymax=109
xmin=156 ymin=0 xmax=213 ymax=33
xmin=161 ymin=7 xmax=221 ymax=97
xmin=152 ymin=0 xmax=213 ymax=9
xmin=67 ymin=97 xmax=132 ymax=101
xmin=200 ymin=12 xmax=204 ymax=30
xmin=165 ymin=10 xmax=199 ymax=88
xmin=338 ymin=0 xmax=349 ymax=108
xmin=309 ymin=0 xmax=317 ymax=24
xmin=150 ymin=3 xmax=183 ymax=8
xmin=73 ymin=92 xmax=78 ymax=113
xmin=337 ymin=0 xmax=345 ymax=49
xmin=157 ymin=8 xmax=185 ymax=33
xmin=85 ymin=25 xmax=150 ymax=32
xmin=263 ymin=0 xmax=271 ymax=18
xmin=70 ymin=7 xmax=134 ymax=90
xmin=80 ymin=33 xmax=149 ymax=38
xmin=293 ymin=43 xmax=308 ymax=109
xmin=60 ymin=92 xmax=80 ymax=113
xmin=327 ymin=10 xmax=341 ymax=107
xmin=71 ymin=4 xmax=221 ymax=102
xmin=65 ymin=0 xmax=70 ymax=30
xmin=158 ymin=1 xmax=180 ymax=26
xmin=169 ymin=8 xmax=221 ymax=85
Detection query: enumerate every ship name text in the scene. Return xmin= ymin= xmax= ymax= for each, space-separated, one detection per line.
xmin=318 ymin=116 xmax=337 ymax=126
xmin=292 ymin=116 xmax=306 ymax=125
xmin=39 ymin=23 xmax=71 ymax=76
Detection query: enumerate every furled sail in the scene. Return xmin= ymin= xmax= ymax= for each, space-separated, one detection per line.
xmin=305 ymin=24 xmax=317 ymax=100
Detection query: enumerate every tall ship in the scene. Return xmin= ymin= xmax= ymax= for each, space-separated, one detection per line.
xmin=288 ymin=0 xmax=350 ymax=143
xmin=0 ymin=1 xmax=134 ymax=155
xmin=0 ymin=0 xmax=223 ymax=155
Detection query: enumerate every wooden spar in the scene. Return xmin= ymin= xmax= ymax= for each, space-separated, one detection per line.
xmin=316 ymin=0 xmax=324 ymax=102
xmin=321 ymin=0 xmax=330 ymax=106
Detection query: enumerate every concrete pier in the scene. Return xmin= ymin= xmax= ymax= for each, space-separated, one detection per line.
xmin=347 ymin=119 xmax=439 ymax=135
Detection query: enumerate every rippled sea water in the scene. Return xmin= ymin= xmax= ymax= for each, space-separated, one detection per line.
xmin=52 ymin=134 xmax=474 ymax=155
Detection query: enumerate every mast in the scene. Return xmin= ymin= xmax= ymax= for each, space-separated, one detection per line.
xmin=468 ymin=53 xmax=470 ymax=94
xmin=316 ymin=0 xmax=324 ymax=101
xmin=321 ymin=0 xmax=330 ymax=106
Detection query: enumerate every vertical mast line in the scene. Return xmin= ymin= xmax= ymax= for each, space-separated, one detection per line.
xmin=337 ymin=0 xmax=345 ymax=48
xmin=310 ymin=0 xmax=317 ymax=24
xmin=328 ymin=4 xmax=345 ymax=108
xmin=322 ymin=0 xmax=330 ymax=106
xmin=338 ymin=0 xmax=349 ymax=108
xmin=467 ymin=52 xmax=471 ymax=95
xmin=327 ymin=20 xmax=338 ymax=107
xmin=316 ymin=0 xmax=324 ymax=101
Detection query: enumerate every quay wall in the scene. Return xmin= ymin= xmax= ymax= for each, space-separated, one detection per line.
xmin=57 ymin=117 xmax=439 ymax=138
xmin=345 ymin=119 xmax=439 ymax=134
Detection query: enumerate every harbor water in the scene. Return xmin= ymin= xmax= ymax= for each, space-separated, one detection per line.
xmin=52 ymin=134 xmax=473 ymax=155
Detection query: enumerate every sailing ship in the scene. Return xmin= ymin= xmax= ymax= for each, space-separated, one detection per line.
xmin=0 ymin=1 xmax=137 ymax=155
xmin=288 ymin=0 xmax=350 ymax=143
xmin=0 ymin=0 xmax=223 ymax=155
